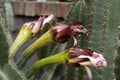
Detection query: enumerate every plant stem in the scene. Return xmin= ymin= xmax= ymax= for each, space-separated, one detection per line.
xmin=17 ymin=30 xmax=55 ymax=69
xmin=26 ymin=50 xmax=68 ymax=78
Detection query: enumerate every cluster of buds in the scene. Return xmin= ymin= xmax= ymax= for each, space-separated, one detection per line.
xmin=9 ymin=14 xmax=54 ymax=60
xmin=17 ymin=18 xmax=89 ymax=69
xmin=9 ymin=14 xmax=107 ymax=80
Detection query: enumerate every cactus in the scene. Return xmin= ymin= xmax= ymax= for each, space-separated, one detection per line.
xmin=0 ymin=0 xmax=28 ymax=80
xmin=65 ymin=0 xmax=87 ymax=80
xmin=113 ymin=1 xmax=120 ymax=79
xmin=0 ymin=0 xmax=120 ymax=80
xmin=0 ymin=6 xmax=9 ymax=69
xmin=86 ymin=0 xmax=120 ymax=80
xmin=5 ymin=0 xmax=14 ymax=31
xmin=112 ymin=0 xmax=120 ymax=80
xmin=114 ymin=28 xmax=120 ymax=80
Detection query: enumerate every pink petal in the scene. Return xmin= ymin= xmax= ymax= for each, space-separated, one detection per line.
xmin=42 ymin=14 xmax=54 ymax=29
xmin=78 ymin=52 xmax=107 ymax=67
xmin=84 ymin=66 xmax=92 ymax=80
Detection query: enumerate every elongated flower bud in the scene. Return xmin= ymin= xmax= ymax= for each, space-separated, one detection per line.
xmin=67 ymin=47 xmax=107 ymax=80
xmin=9 ymin=14 xmax=54 ymax=60
xmin=26 ymin=46 xmax=107 ymax=80
xmin=19 ymin=14 xmax=54 ymax=37
xmin=51 ymin=22 xmax=88 ymax=43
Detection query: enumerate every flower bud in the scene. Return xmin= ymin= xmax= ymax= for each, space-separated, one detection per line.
xmin=25 ymin=46 xmax=107 ymax=80
xmin=22 ymin=14 xmax=54 ymax=37
xmin=66 ymin=47 xmax=107 ymax=80
xmin=51 ymin=22 xmax=88 ymax=43
xmin=67 ymin=47 xmax=107 ymax=67
xmin=9 ymin=14 xmax=54 ymax=60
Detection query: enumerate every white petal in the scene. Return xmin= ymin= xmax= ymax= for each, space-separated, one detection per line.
xmin=42 ymin=14 xmax=54 ymax=28
xmin=84 ymin=66 xmax=92 ymax=80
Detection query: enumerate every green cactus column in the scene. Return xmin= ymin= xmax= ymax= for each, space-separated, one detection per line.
xmin=0 ymin=0 xmax=28 ymax=80
xmin=114 ymin=28 xmax=120 ymax=80
xmin=0 ymin=0 xmax=14 ymax=68
xmin=65 ymin=0 xmax=88 ymax=80
xmin=0 ymin=0 xmax=9 ymax=69
xmin=102 ymin=0 xmax=120 ymax=80
xmin=89 ymin=0 xmax=107 ymax=79
xmin=87 ymin=0 xmax=120 ymax=80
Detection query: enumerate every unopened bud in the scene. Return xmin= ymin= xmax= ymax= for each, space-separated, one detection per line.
xmin=51 ymin=22 xmax=88 ymax=43
xmin=23 ymin=14 xmax=54 ymax=37
xmin=67 ymin=47 xmax=107 ymax=67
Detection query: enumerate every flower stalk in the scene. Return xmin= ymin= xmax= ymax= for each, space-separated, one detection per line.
xmin=26 ymin=50 xmax=68 ymax=78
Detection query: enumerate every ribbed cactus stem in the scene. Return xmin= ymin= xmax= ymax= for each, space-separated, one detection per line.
xmin=0 ymin=1 xmax=9 ymax=68
xmin=65 ymin=0 xmax=86 ymax=24
xmin=114 ymin=29 xmax=120 ymax=80
xmin=4 ymin=1 xmax=14 ymax=31
xmin=87 ymin=0 xmax=110 ymax=80
xmin=85 ymin=0 xmax=95 ymax=47
xmin=99 ymin=0 xmax=110 ymax=52
xmin=64 ymin=0 xmax=87 ymax=80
